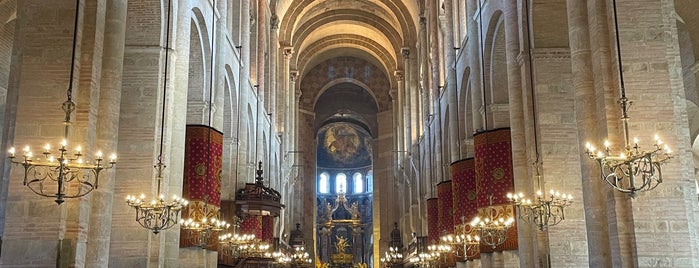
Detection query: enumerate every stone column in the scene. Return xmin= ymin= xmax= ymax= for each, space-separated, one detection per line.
xmin=237 ymin=0 xmax=251 ymax=189
xmin=419 ymin=17 xmax=429 ymax=140
xmin=269 ymin=11 xmax=278 ymax=132
xmin=402 ymin=48 xmax=412 ymax=151
xmin=290 ymin=71 xmax=299 ymax=155
xmin=85 ymin=0 xmax=126 ymax=266
xmin=501 ymin=0 xmax=531 ymax=267
xmin=282 ymin=47 xmax=293 ymax=166
xmin=428 ymin=0 xmax=440 ymax=119
xmin=566 ymin=0 xmax=612 ymax=267
xmin=468 ymin=0 xmax=484 ymax=131
xmin=611 ymin=0 xmax=699 ymax=266
xmin=443 ymin=0 xmax=460 ymax=163
xmin=256 ymin=0 xmax=266 ymax=109
xmin=394 ymin=70 xmax=404 ymax=164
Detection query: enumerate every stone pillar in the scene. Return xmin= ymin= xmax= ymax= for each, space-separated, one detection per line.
xmin=502 ymin=1 xmax=530 ymax=267
xmin=428 ymin=0 xmax=440 ymax=119
xmin=394 ymin=70 xmax=404 ymax=163
xmin=256 ymin=0 xmax=266 ymax=109
xmin=443 ymin=0 xmax=460 ymax=163
xmin=269 ymin=11 xmax=278 ymax=132
xmin=290 ymin=71 xmax=299 ymax=158
xmin=468 ymin=0 xmax=484 ymax=131
xmin=402 ymin=48 xmax=412 ymax=151
xmin=278 ymin=47 xmax=294 ymax=136
xmin=613 ymin=0 xmax=698 ymax=266
xmin=566 ymin=0 xmax=613 ymax=266
xmin=419 ymin=17 xmax=429 ymax=141
xmin=85 ymin=0 xmax=126 ymax=267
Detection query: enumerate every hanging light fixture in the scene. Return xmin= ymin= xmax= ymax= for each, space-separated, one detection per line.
xmin=440 ymin=216 xmax=480 ymax=259
xmin=380 ymin=246 xmax=404 ymax=267
xmin=506 ymin=0 xmax=573 ymax=231
xmin=583 ymin=0 xmax=673 ymax=197
xmin=180 ymin=0 xmax=229 ymax=246
xmin=468 ymin=0 xmax=514 ymax=249
xmin=7 ymin=0 xmax=116 ymax=205
xmin=125 ymin=0 xmax=188 ymax=234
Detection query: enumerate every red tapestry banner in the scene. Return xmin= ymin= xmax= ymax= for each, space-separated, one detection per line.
xmin=474 ymin=128 xmax=517 ymax=252
xmin=451 ymin=158 xmax=477 ymax=227
xmin=427 ymin=198 xmax=439 ymax=244
xmin=437 ymin=181 xmax=454 ymax=237
xmin=240 ymin=215 xmax=263 ymax=239
xmin=183 ymin=125 xmax=223 ymax=207
xmin=262 ymin=215 xmax=274 ymax=244
xmin=474 ymin=128 xmax=514 ymax=207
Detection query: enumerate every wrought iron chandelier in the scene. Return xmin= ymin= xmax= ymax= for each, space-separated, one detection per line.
xmin=507 ymin=187 xmax=572 ymax=231
xmin=469 ymin=203 xmax=514 ymax=248
xmin=124 ymin=0 xmax=188 ymax=234
xmin=8 ymin=0 xmax=116 ymax=205
xmin=440 ymin=216 xmax=480 ymax=259
xmin=506 ymin=0 xmax=573 ymax=231
xmin=583 ymin=0 xmax=673 ymax=197
xmin=219 ymin=232 xmax=271 ymax=259
xmin=289 ymin=245 xmax=312 ymax=266
xmin=380 ymin=246 xmax=404 ymax=267
xmin=408 ymin=251 xmax=438 ymax=267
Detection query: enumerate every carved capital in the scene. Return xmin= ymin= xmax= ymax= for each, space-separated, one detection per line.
xmin=283 ymin=47 xmax=294 ymax=58
xmin=394 ymin=70 xmax=404 ymax=81
xmin=401 ymin=47 xmax=410 ymax=59
xmin=270 ymin=14 xmax=279 ymax=30
xmin=290 ymin=71 xmax=299 ymax=82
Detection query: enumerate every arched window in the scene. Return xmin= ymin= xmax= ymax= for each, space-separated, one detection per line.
xmin=366 ymin=171 xmax=373 ymax=193
xmin=319 ymin=172 xmax=330 ymax=194
xmin=336 ymin=173 xmax=347 ymax=194
xmin=353 ymin=173 xmax=363 ymax=193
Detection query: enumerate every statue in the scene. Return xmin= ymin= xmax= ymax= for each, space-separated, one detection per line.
xmin=325 ymin=202 xmax=333 ymax=221
xmin=350 ymin=202 xmax=360 ymax=220
xmin=335 ymin=235 xmax=349 ymax=253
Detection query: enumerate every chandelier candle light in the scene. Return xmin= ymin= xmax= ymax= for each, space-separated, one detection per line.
xmin=441 ymin=216 xmax=480 ymax=259
xmin=469 ymin=206 xmax=514 ymax=249
xmin=8 ymin=0 xmax=116 ymax=205
xmin=583 ymin=0 xmax=673 ymax=197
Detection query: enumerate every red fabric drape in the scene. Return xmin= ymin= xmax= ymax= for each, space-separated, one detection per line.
xmin=427 ymin=198 xmax=439 ymax=244
xmin=474 ymin=128 xmax=518 ymax=252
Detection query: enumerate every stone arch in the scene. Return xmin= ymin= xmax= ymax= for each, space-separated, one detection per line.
xmin=312 ymin=78 xmax=379 ymax=112
xmin=221 ymin=64 xmax=238 ymax=199
xmin=186 ymin=7 xmax=212 ymax=125
xmin=223 ymin=64 xmax=239 ymax=137
xmin=484 ymin=10 xmax=509 ymax=128
xmin=246 ymin=104 xmax=255 ymax=182
xmin=459 ymin=68 xmax=474 ymax=140
xmin=279 ymin=0 xmax=418 ymax=48
xmin=297 ymin=36 xmax=396 ymax=81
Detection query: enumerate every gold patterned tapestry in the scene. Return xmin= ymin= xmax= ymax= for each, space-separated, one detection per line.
xmin=474 ymin=128 xmax=518 ymax=252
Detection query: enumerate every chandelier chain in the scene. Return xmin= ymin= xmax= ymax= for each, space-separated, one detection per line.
xmin=157 ymin=0 xmax=173 ymax=168
xmin=66 ymin=0 xmax=80 ymax=103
